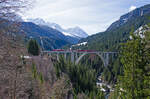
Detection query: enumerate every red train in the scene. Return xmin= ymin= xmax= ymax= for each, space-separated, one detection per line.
xmin=52 ymin=49 xmax=65 ymax=51
xmin=52 ymin=49 xmax=96 ymax=52
xmin=76 ymin=50 xmax=95 ymax=52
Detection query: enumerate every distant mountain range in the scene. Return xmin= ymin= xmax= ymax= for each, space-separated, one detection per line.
xmin=76 ymin=4 xmax=150 ymax=51
xmin=2 ymin=4 xmax=150 ymax=51
xmin=0 ymin=17 xmax=89 ymax=50
xmin=27 ymin=18 xmax=88 ymax=38
xmin=0 ymin=20 xmax=79 ymax=50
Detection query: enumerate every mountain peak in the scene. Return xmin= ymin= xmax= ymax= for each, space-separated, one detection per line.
xmin=67 ymin=27 xmax=88 ymax=38
xmin=27 ymin=18 xmax=46 ymax=25
xmin=27 ymin=18 xmax=88 ymax=38
xmin=74 ymin=26 xmax=82 ymax=29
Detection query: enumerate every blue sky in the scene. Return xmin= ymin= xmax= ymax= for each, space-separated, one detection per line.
xmin=22 ymin=0 xmax=150 ymax=35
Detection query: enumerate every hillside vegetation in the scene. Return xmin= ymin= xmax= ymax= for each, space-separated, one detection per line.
xmin=78 ymin=4 xmax=150 ymax=51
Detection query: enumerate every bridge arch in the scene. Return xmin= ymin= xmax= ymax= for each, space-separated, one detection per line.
xmin=75 ymin=52 xmax=106 ymax=66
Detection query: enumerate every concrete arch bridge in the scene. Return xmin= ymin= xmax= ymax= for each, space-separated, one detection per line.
xmin=42 ymin=50 xmax=118 ymax=67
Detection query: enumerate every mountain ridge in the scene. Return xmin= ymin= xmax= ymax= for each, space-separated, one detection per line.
xmin=107 ymin=4 xmax=150 ymax=31
xmin=27 ymin=18 xmax=88 ymax=38
xmin=76 ymin=4 xmax=150 ymax=51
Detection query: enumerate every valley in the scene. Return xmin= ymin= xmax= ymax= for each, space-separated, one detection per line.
xmin=0 ymin=1 xmax=150 ymax=99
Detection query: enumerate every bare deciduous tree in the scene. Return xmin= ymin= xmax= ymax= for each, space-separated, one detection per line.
xmin=0 ymin=0 xmax=33 ymax=20
xmin=0 ymin=0 xmax=35 ymax=99
xmin=0 ymin=0 xmax=34 ymax=43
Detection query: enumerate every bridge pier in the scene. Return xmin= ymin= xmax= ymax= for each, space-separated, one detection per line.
xmin=43 ymin=51 xmax=118 ymax=67
xmin=75 ymin=52 xmax=78 ymax=60
xmin=71 ymin=52 xmax=74 ymax=63
xmin=57 ymin=52 xmax=59 ymax=61
xmin=106 ymin=53 xmax=109 ymax=66
xmin=64 ymin=53 xmax=67 ymax=60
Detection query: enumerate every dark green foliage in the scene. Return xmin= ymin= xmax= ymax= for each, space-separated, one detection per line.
xmin=54 ymin=56 xmax=67 ymax=78
xmin=27 ymin=39 xmax=40 ymax=56
xmin=79 ymin=55 xmax=104 ymax=74
xmin=102 ymin=68 xmax=112 ymax=83
xmin=78 ymin=12 xmax=150 ymax=52
xmin=31 ymin=63 xmax=45 ymax=84
xmin=96 ymin=90 xmax=105 ymax=99
xmin=60 ymin=5 xmax=150 ymax=98
xmin=117 ymin=32 xmax=150 ymax=99
xmin=71 ymin=6 xmax=150 ymax=84
xmin=89 ymin=89 xmax=105 ymax=99
xmin=101 ymin=58 xmax=122 ymax=84
xmin=54 ymin=56 xmax=96 ymax=93
xmin=54 ymin=56 xmax=105 ymax=98
xmin=68 ymin=64 xmax=96 ymax=93
xmin=32 ymin=63 xmax=38 ymax=79
xmin=39 ymin=72 xmax=44 ymax=84
xmin=79 ymin=54 xmax=121 ymax=84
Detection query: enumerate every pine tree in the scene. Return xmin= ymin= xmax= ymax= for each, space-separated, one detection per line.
xmin=117 ymin=31 xmax=150 ymax=99
xmin=27 ymin=39 xmax=40 ymax=56
xmin=32 ymin=63 xmax=37 ymax=79
xmin=39 ymin=72 xmax=44 ymax=84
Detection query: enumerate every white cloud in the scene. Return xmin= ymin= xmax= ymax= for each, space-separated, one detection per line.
xmin=129 ymin=6 xmax=136 ymax=12
xmin=22 ymin=0 xmax=150 ymax=35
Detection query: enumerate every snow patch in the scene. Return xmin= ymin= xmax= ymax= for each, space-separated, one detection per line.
xmin=129 ymin=6 xmax=136 ymax=12
xmin=51 ymin=26 xmax=56 ymax=29
xmin=21 ymin=55 xmax=31 ymax=59
xmin=72 ymin=42 xmax=87 ymax=47
xmin=122 ymin=18 xmax=128 ymax=23
xmin=62 ymin=32 xmax=72 ymax=36
xmin=133 ymin=26 xmax=147 ymax=39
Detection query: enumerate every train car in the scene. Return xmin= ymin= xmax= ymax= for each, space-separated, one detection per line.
xmin=86 ymin=50 xmax=96 ymax=52
xmin=52 ymin=49 xmax=65 ymax=51
xmin=76 ymin=50 xmax=95 ymax=52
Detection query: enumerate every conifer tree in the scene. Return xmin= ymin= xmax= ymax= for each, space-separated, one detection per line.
xmin=27 ymin=39 xmax=40 ymax=56
xmin=39 ymin=72 xmax=44 ymax=84
xmin=117 ymin=31 xmax=150 ymax=99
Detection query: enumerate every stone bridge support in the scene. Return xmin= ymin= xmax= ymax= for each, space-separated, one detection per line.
xmin=71 ymin=52 xmax=74 ymax=63
xmin=57 ymin=52 xmax=59 ymax=61
xmin=75 ymin=52 xmax=108 ymax=67
xmin=44 ymin=51 xmax=117 ymax=67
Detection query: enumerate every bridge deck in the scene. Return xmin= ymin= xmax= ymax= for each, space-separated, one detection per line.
xmin=42 ymin=51 xmax=118 ymax=54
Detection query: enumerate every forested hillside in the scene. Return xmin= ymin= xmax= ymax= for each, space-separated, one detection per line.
xmin=109 ymin=26 xmax=150 ymax=99
xmin=70 ymin=4 xmax=150 ymax=87
xmin=78 ymin=4 xmax=150 ymax=51
xmin=19 ymin=22 xmax=70 ymax=50
xmin=1 ymin=0 xmax=150 ymax=98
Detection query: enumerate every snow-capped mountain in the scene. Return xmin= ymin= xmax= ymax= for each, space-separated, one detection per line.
xmin=27 ymin=18 xmax=88 ymax=38
xmin=67 ymin=27 xmax=88 ymax=38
